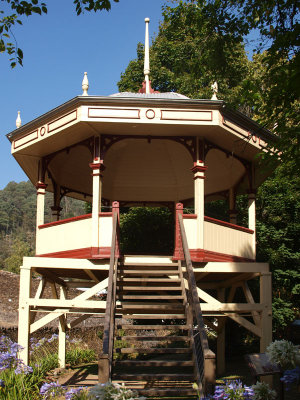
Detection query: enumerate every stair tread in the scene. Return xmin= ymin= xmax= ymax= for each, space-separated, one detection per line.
xmin=135 ymin=388 xmax=196 ymax=396
xmin=117 ymin=325 xmax=189 ymax=330
xmin=117 ymin=286 xmax=182 ymax=291
xmin=117 ymin=278 xmax=181 ymax=282
xmin=122 ymin=314 xmax=186 ymax=319
xmin=118 ymin=303 xmax=184 ymax=308
xmin=114 ymin=360 xmax=193 ymax=366
xmin=113 ymin=373 xmax=194 ymax=380
xmin=117 ymin=295 xmax=184 ymax=299
xmin=119 ymin=270 xmax=179 ymax=275
xmin=118 ymin=348 xmax=191 ymax=353
xmin=116 ymin=336 xmax=189 ymax=341
xmin=123 ymin=262 xmax=178 ymax=267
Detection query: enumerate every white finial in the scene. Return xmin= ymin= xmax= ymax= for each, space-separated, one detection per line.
xmin=16 ymin=111 xmax=21 ymax=128
xmin=211 ymin=81 xmax=218 ymax=100
xmin=144 ymin=18 xmax=150 ymax=94
xmin=82 ymin=72 xmax=89 ymax=96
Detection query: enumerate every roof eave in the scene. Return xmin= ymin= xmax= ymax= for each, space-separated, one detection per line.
xmin=6 ymin=96 xmax=225 ymax=142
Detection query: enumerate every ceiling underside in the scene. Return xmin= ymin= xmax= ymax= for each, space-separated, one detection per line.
xmin=40 ymin=138 xmax=246 ymax=203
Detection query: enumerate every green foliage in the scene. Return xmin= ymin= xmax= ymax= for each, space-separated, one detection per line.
xmin=3 ymin=237 xmax=33 ymax=273
xmin=66 ymin=346 xmax=96 ymax=366
xmin=0 ymin=180 xmax=86 ymax=272
xmin=120 ymin=207 xmax=174 ymax=255
xmin=118 ymin=1 xmax=251 ymax=111
xmin=89 ymin=381 xmax=146 ymax=400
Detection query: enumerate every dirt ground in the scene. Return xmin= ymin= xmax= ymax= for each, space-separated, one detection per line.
xmin=57 ymin=356 xmax=300 ymax=399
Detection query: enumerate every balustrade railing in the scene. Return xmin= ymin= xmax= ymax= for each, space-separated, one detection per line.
xmin=178 ymin=212 xmax=215 ymax=396
xmin=98 ymin=202 xmax=120 ymax=382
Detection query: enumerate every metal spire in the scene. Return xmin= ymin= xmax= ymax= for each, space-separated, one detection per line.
xmin=144 ymin=18 xmax=150 ymax=94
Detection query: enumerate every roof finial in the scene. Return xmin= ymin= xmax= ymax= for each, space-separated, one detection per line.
xmin=82 ymin=72 xmax=89 ymax=96
xmin=211 ymin=81 xmax=218 ymax=100
xmin=144 ymin=18 xmax=150 ymax=94
xmin=16 ymin=111 xmax=21 ymax=128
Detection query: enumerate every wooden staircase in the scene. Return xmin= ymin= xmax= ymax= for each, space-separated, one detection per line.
xmin=99 ymin=210 xmax=215 ymax=399
xmin=112 ymin=256 xmax=197 ymax=397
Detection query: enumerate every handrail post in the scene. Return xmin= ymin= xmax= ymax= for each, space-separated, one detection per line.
xmin=173 ymin=203 xmax=184 ymax=260
xmin=99 ymin=202 xmax=119 ymax=383
xmin=178 ymin=212 xmax=215 ymax=395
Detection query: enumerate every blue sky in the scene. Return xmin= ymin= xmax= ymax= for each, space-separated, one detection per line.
xmin=0 ymin=0 xmax=167 ymax=189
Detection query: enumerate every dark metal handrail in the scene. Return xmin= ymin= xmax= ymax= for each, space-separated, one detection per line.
xmin=178 ymin=213 xmax=215 ymax=396
xmin=99 ymin=205 xmax=119 ymax=382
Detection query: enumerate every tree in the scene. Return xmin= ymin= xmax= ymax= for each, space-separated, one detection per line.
xmin=0 ymin=0 xmax=119 ymax=67
xmin=3 ymin=236 xmax=33 ymax=273
xmin=118 ymin=1 xmax=251 ymax=112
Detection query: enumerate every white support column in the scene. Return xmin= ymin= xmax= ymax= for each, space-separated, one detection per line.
xmin=248 ymin=191 xmax=256 ymax=258
xmin=18 ymin=265 xmax=32 ymax=365
xmin=192 ymin=163 xmax=207 ymax=250
xmin=217 ymin=288 xmax=226 ymax=375
xmin=36 ymin=182 xmax=46 ymax=228
xmin=89 ymin=161 xmax=104 ymax=250
xmin=260 ymin=272 xmax=272 ymax=352
xmin=58 ymin=286 xmax=67 ymax=368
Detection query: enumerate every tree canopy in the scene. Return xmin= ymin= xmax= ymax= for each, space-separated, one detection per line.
xmin=119 ymin=1 xmax=251 ymax=111
xmin=118 ymin=0 xmax=300 ymax=336
xmin=0 ymin=0 xmax=119 ymax=67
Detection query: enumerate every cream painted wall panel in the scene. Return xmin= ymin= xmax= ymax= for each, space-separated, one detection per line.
xmin=183 ymin=219 xmax=197 ymax=249
xmin=204 ymin=221 xmax=254 ymax=259
xmin=36 ymin=218 xmax=92 ymax=254
xmin=99 ymin=216 xmax=113 ymax=247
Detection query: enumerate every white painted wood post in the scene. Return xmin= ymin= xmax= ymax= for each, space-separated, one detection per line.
xmin=90 ymin=161 xmax=104 ymax=251
xmin=260 ymin=272 xmax=272 ymax=352
xmin=36 ymin=182 xmax=46 ymax=227
xmin=248 ymin=191 xmax=256 ymax=258
xmin=58 ymin=286 xmax=66 ymax=368
xmin=35 ymin=182 xmax=47 ymax=251
xmin=217 ymin=288 xmax=226 ymax=375
xmin=192 ymin=163 xmax=207 ymax=250
xmin=18 ymin=265 xmax=32 ymax=365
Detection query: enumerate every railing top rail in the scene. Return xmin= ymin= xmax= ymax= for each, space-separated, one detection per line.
xmin=102 ymin=209 xmax=118 ymax=355
xmin=178 ymin=213 xmax=209 ymax=351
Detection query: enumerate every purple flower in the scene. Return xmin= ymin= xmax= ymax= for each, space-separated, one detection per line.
xmin=40 ymin=381 xmax=66 ymax=399
xmin=281 ymin=366 xmax=300 ymax=390
xmin=65 ymin=386 xmax=87 ymax=399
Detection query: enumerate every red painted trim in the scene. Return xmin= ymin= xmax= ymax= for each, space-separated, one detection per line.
xmin=204 ymin=216 xmax=254 ymax=234
xmin=47 ymin=109 xmax=77 ymax=133
xmin=89 ymin=162 xmax=105 ymax=172
xmin=161 ymin=109 xmax=213 ymax=122
xmin=88 ymin=107 xmax=141 ymax=120
xmin=40 ymin=126 xmax=46 ymax=137
xmin=146 ymin=109 xmax=155 ymax=119
xmin=99 ymin=212 xmax=113 ymax=217
xmin=183 ymin=214 xmax=197 ymax=219
xmin=38 ymin=212 xmax=113 ymax=229
xmin=36 ymin=182 xmax=47 ymax=189
xmin=191 ymin=165 xmax=207 ymax=174
xmin=36 ymin=191 xmax=46 ymax=195
xmin=193 ymin=176 xmax=206 ymax=180
xmin=14 ymin=129 xmax=38 ymax=149
xmin=173 ymin=249 xmax=254 ymax=263
xmin=39 ymin=214 xmax=92 ymax=229
xmin=37 ymin=246 xmax=112 ymax=259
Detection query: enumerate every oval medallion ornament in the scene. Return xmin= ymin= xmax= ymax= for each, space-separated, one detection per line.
xmin=40 ymin=126 xmax=46 ymax=137
xmin=146 ymin=109 xmax=155 ymax=119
